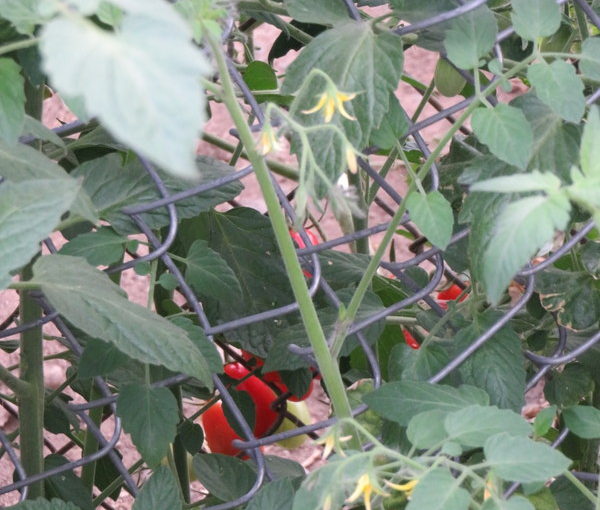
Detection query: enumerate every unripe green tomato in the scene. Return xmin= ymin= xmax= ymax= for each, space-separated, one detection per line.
xmin=434 ymin=58 xmax=467 ymax=97
xmin=274 ymin=400 xmax=311 ymax=449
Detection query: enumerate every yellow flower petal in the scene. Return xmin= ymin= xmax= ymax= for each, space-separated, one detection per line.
xmin=323 ymin=97 xmax=336 ymax=123
xmin=338 ymin=91 xmax=357 ymax=101
xmin=302 ymin=93 xmax=328 ymax=115
xmin=385 ymin=479 xmax=418 ymax=493
xmin=347 ymin=474 xmax=370 ymax=503
xmin=336 ymin=99 xmax=356 ymax=121
xmin=345 ymin=144 xmax=357 ymax=173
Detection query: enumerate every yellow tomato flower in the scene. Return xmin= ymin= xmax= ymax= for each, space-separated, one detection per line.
xmin=385 ymin=478 xmax=418 ymax=498
xmin=346 ymin=473 xmax=388 ymax=510
xmin=257 ymin=125 xmax=281 ymax=155
xmin=302 ymin=89 xmax=357 ymax=123
xmin=345 ymin=143 xmax=358 ymax=173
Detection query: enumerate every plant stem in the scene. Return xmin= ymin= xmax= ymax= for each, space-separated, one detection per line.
xmin=348 ymin=171 xmax=369 ymax=254
xmin=205 ymin=30 xmax=354 ymax=423
xmin=0 ymin=37 xmax=39 ymax=57
xmin=564 ymin=470 xmax=597 ymax=505
xmin=80 ymin=385 xmax=103 ymax=492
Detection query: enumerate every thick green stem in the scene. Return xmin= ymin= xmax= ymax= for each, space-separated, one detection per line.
xmin=206 ymin=31 xmax=354 ymax=423
xmin=19 ymin=262 xmax=45 ymax=499
xmin=80 ymin=385 xmax=103 ymax=492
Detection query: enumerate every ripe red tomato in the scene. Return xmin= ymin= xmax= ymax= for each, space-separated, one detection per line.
xmin=403 ymin=329 xmax=420 ymax=350
xmin=201 ymin=402 xmax=243 ymax=457
xmin=437 ymin=284 xmax=468 ymax=309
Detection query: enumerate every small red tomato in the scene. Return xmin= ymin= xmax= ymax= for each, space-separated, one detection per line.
xmin=201 ymin=402 xmax=243 ymax=456
xmin=437 ymin=284 xmax=468 ymax=309
xmin=403 ymin=329 xmax=420 ymax=350
xmin=223 ymin=362 xmax=279 ymax=437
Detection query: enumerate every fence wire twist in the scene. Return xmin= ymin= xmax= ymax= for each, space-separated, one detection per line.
xmin=1 ymin=0 xmax=600 ymax=507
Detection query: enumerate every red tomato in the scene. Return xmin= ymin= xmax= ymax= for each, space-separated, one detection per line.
xmin=223 ymin=362 xmax=279 ymax=438
xmin=403 ymin=329 xmax=420 ymax=350
xmin=289 ymin=229 xmax=319 ymax=278
xmin=437 ymin=284 xmax=468 ymax=309
xmin=201 ymin=402 xmax=243 ymax=456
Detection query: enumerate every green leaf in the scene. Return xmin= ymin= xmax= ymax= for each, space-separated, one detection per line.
xmin=470 ymin=171 xmax=561 ymax=193
xmin=21 ymin=115 xmax=67 ymax=150
xmin=550 ymin=475 xmax=594 ymax=510
xmin=40 ymin=2 xmax=210 ymax=179
xmin=193 ymin=454 xmax=256 ymax=501
xmin=0 ymin=0 xmax=46 ymax=34
xmin=0 ymin=179 xmax=79 ymax=289
xmin=533 ymin=405 xmax=557 ymax=437
xmin=0 ymin=58 xmax=25 ymax=143
xmin=389 ymin=342 xmax=450 ymax=383
xmin=59 ymin=227 xmax=127 ymax=266
xmin=132 ymin=466 xmax=182 ymax=510
xmin=10 ymin=498 xmax=82 ymax=510
xmin=43 ymin=455 xmax=93 ymax=509
xmin=580 ymin=241 xmax=600 ymax=276
xmin=545 ymin=364 xmax=594 ymax=408
xmin=528 ymin=61 xmax=585 ymax=124
xmin=284 ymin=0 xmax=349 ymax=25
xmin=581 ymin=37 xmax=600 ymax=81
xmin=434 ymin=58 xmax=467 ymax=97
xmin=563 ymin=406 xmax=600 ymax=439
xmin=369 ymin=93 xmax=409 ymax=149
xmin=363 ymin=380 xmax=489 ymax=425
xmin=242 ymin=61 xmax=277 ymax=91
xmin=454 ymin=311 xmax=526 ymax=411
xmin=169 ymin=317 xmax=222 ymax=374
xmin=282 ymin=22 xmax=403 ymax=147
xmin=511 ymin=94 xmax=581 ymax=180
xmin=444 ymin=405 xmax=531 ymax=448
xmin=405 ymin=190 xmax=454 ymax=249
xmin=480 ymin=192 xmax=572 ymax=304
xmin=407 ymin=409 xmax=449 ymax=449
xmin=471 ymin=104 xmax=533 ymax=169
xmin=484 ymin=433 xmax=571 ymax=483
xmin=245 ymin=478 xmax=295 ymax=510
xmin=0 ymin=140 xmax=98 ymax=224
xmin=116 ymin=384 xmax=179 ymax=467
xmin=511 ymin=0 xmax=561 ymax=41
xmin=406 ymin=468 xmax=471 ymax=510
xmin=580 ymin=106 xmax=600 ymax=179
xmin=444 ymin=5 xmax=497 ymax=70
xmin=72 ymin=153 xmax=242 ymax=235
xmin=78 ymin=338 xmax=130 ymax=378
xmin=32 ymin=255 xmax=213 ymax=385
xmin=182 ymin=240 xmax=242 ymax=303
xmin=535 ymin=269 xmax=600 ymax=331
xmin=482 ymin=495 xmax=535 ymax=510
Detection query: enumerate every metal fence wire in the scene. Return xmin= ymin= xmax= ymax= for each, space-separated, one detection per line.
xmin=1 ymin=0 xmax=600 ymax=507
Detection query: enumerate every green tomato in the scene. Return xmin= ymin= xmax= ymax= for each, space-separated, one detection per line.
xmin=274 ymin=400 xmax=311 ymax=449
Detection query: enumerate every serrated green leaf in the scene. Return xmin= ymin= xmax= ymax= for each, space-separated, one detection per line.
xmin=59 ymin=227 xmax=126 ymax=266
xmin=563 ymin=405 xmax=600 ymax=439
xmin=528 ymin=61 xmax=585 ymax=124
xmin=245 ymin=478 xmax=295 ymax=510
xmin=545 ymin=364 xmax=594 ymax=408
xmin=0 ymin=179 xmax=79 ymax=289
xmin=407 ymin=409 xmax=449 ymax=449
xmin=406 ymin=468 xmax=471 ymax=510
xmin=363 ymin=380 xmax=489 ymax=425
xmin=10 ymin=498 xmax=82 ymax=510
xmin=183 ymin=239 xmax=242 ymax=303
xmin=117 ymin=384 xmax=179 ymax=467
xmin=72 ymin=153 xmax=242 ymax=235
xmin=484 ymin=433 xmax=571 ymax=483
xmin=193 ymin=454 xmax=257 ymax=501
xmin=282 ymin=22 xmax=403 ymax=147
xmin=511 ymin=0 xmax=561 ymax=41
xmin=580 ymin=106 xmax=600 ymax=179
xmin=405 ymin=190 xmax=454 ymax=249
xmin=470 ymin=171 xmax=561 ymax=193
xmin=581 ymin=37 xmax=600 ymax=81
xmin=132 ymin=466 xmax=182 ymax=510
xmin=533 ymin=405 xmax=557 ymax=437
xmin=471 ymin=104 xmax=533 ymax=169
xmin=369 ymin=93 xmax=409 ymax=149
xmin=284 ymin=0 xmax=349 ymax=25
xmin=32 ymin=255 xmax=213 ymax=385
xmin=40 ymin=2 xmax=210 ymax=179
xmin=388 ymin=341 xmax=450 ymax=382
xmin=0 ymin=140 xmax=98 ymax=223
xmin=444 ymin=405 xmax=531 ymax=447
xmin=0 ymin=58 xmax=25 ymax=143
xmin=444 ymin=5 xmax=497 ymax=70
xmin=481 ymin=192 xmax=571 ymax=304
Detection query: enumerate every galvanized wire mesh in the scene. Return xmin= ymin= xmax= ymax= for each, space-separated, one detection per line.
xmin=1 ymin=0 xmax=600 ymax=507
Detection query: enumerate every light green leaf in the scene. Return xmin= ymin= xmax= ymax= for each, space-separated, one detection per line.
xmin=405 ymin=190 xmax=453 ymax=249
xmin=21 ymin=115 xmax=66 ymax=150
xmin=406 ymin=468 xmax=471 ymax=510
xmin=245 ymin=478 xmax=295 ymax=510
xmin=363 ymin=380 xmax=489 ymax=425
xmin=0 ymin=179 xmax=79 ymax=289
xmin=284 ymin=0 xmax=350 ymax=25
xmin=183 ymin=240 xmax=243 ymax=303
xmin=407 ymin=409 xmax=449 ymax=449
xmin=193 ymin=454 xmax=257 ymax=501
xmin=470 ymin=171 xmax=561 ymax=194
xmin=528 ymin=61 xmax=585 ymax=124
xmin=511 ymin=0 xmax=561 ymax=41
xmin=471 ymin=104 xmax=533 ymax=169
xmin=444 ymin=5 xmax=497 ymax=70
xmin=10 ymin=498 xmax=82 ymax=510
xmin=282 ymin=22 xmax=403 ymax=147
xmin=32 ymin=255 xmax=213 ymax=386
xmin=40 ymin=2 xmax=210 ymax=179
xmin=59 ymin=227 xmax=127 ymax=266
xmin=0 ymin=0 xmax=45 ymax=34
xmin=482 ymin=495 xmax=535 ymax=510
xmin=132 ymin=466 xmax=182 ymax=510
xmin=581 ymin=37 xmax=600 ymax=81
xmin=533 ymin=406 xmax=556 ymax=437
xmin=484 ymin=433 xmax=571 ymax=483
xmin=481 ymin=192 xmax=571 ymax=304
xmin=0 ymin=58 xmax=25 ymax=143
xmin=117 ymin=384 xmax=179 ymax=467
xmin=563 ymin=405 xmax=600 ymax=439
xmin=580 ymin=106 xmax=600 ymax=179
xmin=444 ymin=405 xmax=531 ymax=448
